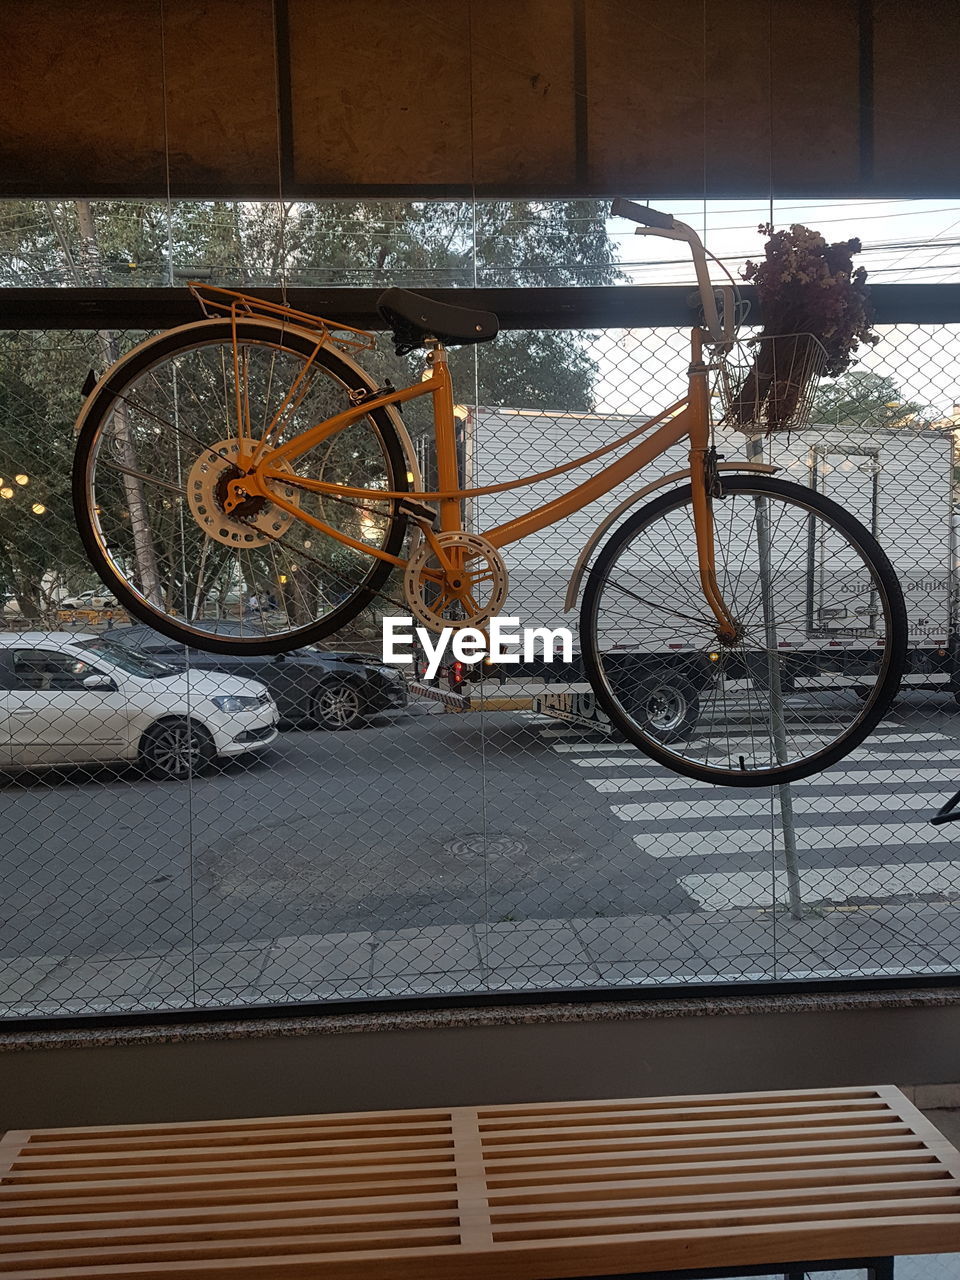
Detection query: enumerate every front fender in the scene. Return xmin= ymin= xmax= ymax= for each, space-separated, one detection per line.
xmin=563 ymin=462 xmax=778 ymax=612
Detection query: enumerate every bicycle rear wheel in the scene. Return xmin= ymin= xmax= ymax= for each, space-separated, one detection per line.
xmin=73 ymin=319 xmax=410 ymax=655
xmin=580 ymin=475 xmax=907 ymax=786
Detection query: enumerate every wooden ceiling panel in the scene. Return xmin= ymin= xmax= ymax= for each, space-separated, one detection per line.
xmin=703 ymin=0 xmax=775 ymax=194
xmin=767 ymin=0 xmax=861 ymax=193
xmin=873 ymin=0 xmax=960 ymax=192
xmin=287 ymin=0 xmax=472 ymax=189
xmin=583 ymin=0 xmax=857 ymax=197
xmin=468 ymin=0 xmax=577 ymax=189
xmin=1 ymin=0 xmax=958 ymax=199
xmin=585 ymin=0 xmax=707 ymax=193
xmin=0 ymin=0 xmax=166 ymax=194
xmin=162 ymin=0 xmax=279 ymax=192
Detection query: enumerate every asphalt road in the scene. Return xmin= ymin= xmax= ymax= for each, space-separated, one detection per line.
xmin=2 ymin=690 xmax=959 ymax=960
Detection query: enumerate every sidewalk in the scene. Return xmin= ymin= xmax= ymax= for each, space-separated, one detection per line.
xmin=5 ymin=901 xmax=960 ymax=1015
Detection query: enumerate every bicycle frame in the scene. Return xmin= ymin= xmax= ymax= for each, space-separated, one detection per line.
xmin=227 ymin=322 xmax=738 ymax=641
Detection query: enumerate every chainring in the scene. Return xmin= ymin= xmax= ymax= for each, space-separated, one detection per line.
xmin=403 ymin=531 xmax=508 ymax=633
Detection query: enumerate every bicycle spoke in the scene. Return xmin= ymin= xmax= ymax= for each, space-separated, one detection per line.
xmin=101 ymin=458 xmax=186 ymax=496
xmin=605 ymin=577 xmax=713 ymax=628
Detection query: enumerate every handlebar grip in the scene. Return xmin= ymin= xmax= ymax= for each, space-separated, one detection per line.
xmin=611 ymin=198 xmax=675 ymax=230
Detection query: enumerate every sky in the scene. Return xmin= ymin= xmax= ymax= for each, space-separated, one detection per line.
xmin=608 ymin=197 xmax=960 ymax=287
xmin=593 ymin=198 xmax=960 ymax=419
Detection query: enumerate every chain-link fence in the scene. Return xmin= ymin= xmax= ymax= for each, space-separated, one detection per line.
xmin=1 ymin=314 xmax=959 ymax=1017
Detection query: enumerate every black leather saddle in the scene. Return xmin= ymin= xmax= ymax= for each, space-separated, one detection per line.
xmin=377 ymin=287 xmax=499 ymax=355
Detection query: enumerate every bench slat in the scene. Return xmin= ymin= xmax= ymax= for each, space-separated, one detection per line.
xmin=1 ymin=1086 xmax=957 ymax=1278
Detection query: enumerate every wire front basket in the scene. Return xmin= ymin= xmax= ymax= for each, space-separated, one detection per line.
xmin=713 ymin=333 xmax=828 ymax=434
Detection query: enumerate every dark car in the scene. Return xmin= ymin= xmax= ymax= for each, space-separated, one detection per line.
xmin=97 ymin=623 xmax=407 ymax=730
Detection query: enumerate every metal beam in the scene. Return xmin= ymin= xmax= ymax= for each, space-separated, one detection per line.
xmin=1 ymin=284 xmax=958 ymax=331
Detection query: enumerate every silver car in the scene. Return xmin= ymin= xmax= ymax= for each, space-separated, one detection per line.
xmin=0 ymin=633 xmax=278 ymax=779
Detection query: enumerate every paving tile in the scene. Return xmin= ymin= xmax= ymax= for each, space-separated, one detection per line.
xmin=371 ymin=926 xmax=481 ymax=978
xmin=921 ymin=1099 xmax=960 ymax=1127
xmin=595 ymin=962 xmax=777 ymax=987
xmin=0 ymin=956 xmax=64 ymax=1002
xmin=251 ymin=981 xmax=371 ymax=1004
xmin=258 ymin=933 xmax=375 ymax=985
xmin=481 ymin=965 xmax=603 ymax=991
xmin=191 ymin=949 xmax=271 ymax=987
xmin=576 ymin=917 xmax=712 ymax=964
xmin=22 ymin=955 xmax=174 ymax=1000
xmin=192 ymin=937 xmax=277 ymax=956
xmin=364 ymin=972 xmax=491 ymax=997
xmin=478 ymin=921 xmax=594 ymax=968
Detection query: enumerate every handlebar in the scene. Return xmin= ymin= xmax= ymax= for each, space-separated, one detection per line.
xmin=610 ymin=198 xmax=676 ymax=230
xmin=610 ymin=198 xmax=732 ymax=346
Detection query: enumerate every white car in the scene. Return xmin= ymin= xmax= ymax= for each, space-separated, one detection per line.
xmin=58 ymin=590 xmax=118 ymax=610
xmin=0 ymin=633 xmax=279 ymax=779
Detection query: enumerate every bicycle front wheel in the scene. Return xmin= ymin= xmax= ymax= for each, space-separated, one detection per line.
xmin=73 ymin=319 xmax=410 ymax=655
xmin=581 ymin=475 xmax=907 ymax=786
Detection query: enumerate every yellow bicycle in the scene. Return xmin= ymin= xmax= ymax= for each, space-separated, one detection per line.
xmin=73 ymin=200 xmax=906 ymax=785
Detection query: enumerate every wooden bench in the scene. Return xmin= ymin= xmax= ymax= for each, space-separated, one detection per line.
xmin=2 ymin=1085 xmax=958 ymax=1279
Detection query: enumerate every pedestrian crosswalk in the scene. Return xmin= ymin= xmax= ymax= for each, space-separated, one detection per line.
xmin=527 ymin=710 xmax=960 ymax=911
xmin=680 ymin=863 xmax=960 ymax=909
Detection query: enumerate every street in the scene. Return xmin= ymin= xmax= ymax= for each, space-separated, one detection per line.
xmin=3 ymin=688 xmax=960 ymax=1010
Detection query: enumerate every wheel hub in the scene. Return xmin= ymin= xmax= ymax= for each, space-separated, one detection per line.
xmin=186 ymin=439 xmax=300 ymax=549
xmin=715 ymin=618 xmax=747 ymax=647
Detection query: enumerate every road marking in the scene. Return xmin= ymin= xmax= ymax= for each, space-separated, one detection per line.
xmin=595 ymin=781 xmax=947 ymax=800
xmin=680 ymin=862 xmax=960 ymax=909
xmin=552 ymin=745 xmax=957 ymax=768
xmin=555 ymin=752 xmax=953 ymax=776
xmin=544 ymin=722 xmax=907 ymax=750
xmin=591 ymin=773 xmax=952 ymax=793
xmin=850 ymin=730 xmax=957 ymax=740
xmin=579 ymin=769 xmax=717 ymax=784
xmin=537 ymin=732 xmax=599 ymax=742
xmin=681 ymin=744 xmax=959 ymax=764
xmin=620 ymin=800 xmax=935 ymax=826
xmin=632 ymin=824 xmax=958 ymax=856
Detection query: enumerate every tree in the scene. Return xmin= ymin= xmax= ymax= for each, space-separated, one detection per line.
xmin=0 ymin=343 xmax=88 ymax=615
xmin=809 ymin=370 xmax=932 ymax=430
xmin=0 ymin=197 xmax=620 ymax=614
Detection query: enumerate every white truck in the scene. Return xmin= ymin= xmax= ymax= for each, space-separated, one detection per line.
xmin=464 ymin=407 xmax=956 ymax=729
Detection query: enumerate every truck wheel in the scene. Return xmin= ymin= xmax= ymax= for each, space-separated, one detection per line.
xmin=625 ymin=678 xmax=700 ymax=744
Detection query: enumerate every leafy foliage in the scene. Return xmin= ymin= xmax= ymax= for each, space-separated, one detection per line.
xmin=809 ymin=370 xmax=932 ymax=430
xmin=728 ymin=223 xmax=881 ymax=431
xmin=743 ymin=223 xmax=878 ymax=376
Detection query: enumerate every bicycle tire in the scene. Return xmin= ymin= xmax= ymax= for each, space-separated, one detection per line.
xmin=580 ymin=474 xmax=907 ymax=786
xmin=73 ymin=318 xmax=410 ymax=656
